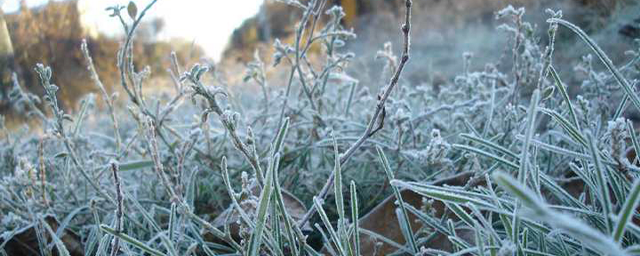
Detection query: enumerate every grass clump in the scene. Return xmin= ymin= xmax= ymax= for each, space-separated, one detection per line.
xmin=2 ymin=0 xmax=640 ymax=255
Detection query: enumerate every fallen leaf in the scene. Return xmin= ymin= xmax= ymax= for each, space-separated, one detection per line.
xmin=323 ymin=171 xmax=479 ymax=255
xmin=0 ymin=215 xmax=83 ymax=256
xmin=208 ymin=180 xmax=310 ymax=243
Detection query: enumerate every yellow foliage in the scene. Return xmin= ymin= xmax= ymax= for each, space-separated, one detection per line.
xmin=3 ymin=1 xmax=204 ymax=117
xmin=341 ymin=0 xmax=357 ymax=26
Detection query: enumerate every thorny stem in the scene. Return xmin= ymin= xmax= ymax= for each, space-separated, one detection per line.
xmin=109 ymin=162 xmax=124 ymax=256
xmin=298 ymin=0 xmax=413 ymax=229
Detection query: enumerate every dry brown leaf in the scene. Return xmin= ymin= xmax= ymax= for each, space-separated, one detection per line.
xmin=209 ymin=180 xmax=310 ymax=243
xmin=558 ymin=148 xmax=640 ymax=227
xmin=0 ymin=215 xmax=83 ymax=256
xmin=323 ymin=171 xmax=479 ymax=255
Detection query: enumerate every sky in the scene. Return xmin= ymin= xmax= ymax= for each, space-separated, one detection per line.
xmin=1 ymin=0 xmax=264 ymax=60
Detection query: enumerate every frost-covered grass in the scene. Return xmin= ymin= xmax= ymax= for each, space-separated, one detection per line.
xmin=2 ymin=0 xmax=640 ymax=255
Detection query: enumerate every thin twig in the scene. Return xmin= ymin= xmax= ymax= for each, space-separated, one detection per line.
xmin=298 ymin=0 xmax=413 ymax=228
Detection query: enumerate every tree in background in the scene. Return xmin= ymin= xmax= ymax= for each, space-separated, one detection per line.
xmin=0 ymin=8 xmax=15 ymax=112
xmin=0 ymin=0 xmax=205 ymax=124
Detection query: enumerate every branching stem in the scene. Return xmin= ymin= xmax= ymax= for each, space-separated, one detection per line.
xmin=298 ymin=0 xmax=413 ymax=228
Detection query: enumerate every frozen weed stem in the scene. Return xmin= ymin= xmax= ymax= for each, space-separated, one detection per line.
xmin=109 ymin=162 xmax=123 ymax=256
xmin=299 ymin=0 xmax=413 ymax=229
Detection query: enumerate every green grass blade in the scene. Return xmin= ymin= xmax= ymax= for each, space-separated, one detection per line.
xmin=313 ymin=197 xmax=345 ymax=255
xmin=333 ymin=133 xmax=346 ymax=233
xmin=518 ymin=89 xmax=540 ymax=183
xmin=272 ymin=159 xmax=301 ymax=256
xmin=42 ymin=219 xmax=71 ymax=256
xmin=539 ymin=107 xmax=587 ymax=147
xmin=100 ymin=225 xmax=165 ymax=256
xmin=160 ymin=234 xmax=178 ymax=256
xmin=586 ymin=130 xmax=614 ymax=234
xmin=452 ymin=144 xmax=519 ymax=169
xmin=446 ymin=202 xmax=476 ymax=228
xmin=550 ymin=18 xmax=640 ymax=114
xmin=391 ymin=179 xmax=496 ymax=209
xmin=272 ymin=117 xmax=290 ymax=155
xmin=493 ymin=172 xmax=626 ymax=256
xmin=613 ymin=179 xmax=640 ymax=243
xmin=376 ymin=146 xmax=418 ymax=253
xmin=350 ymin=181 xmax=360 ymax=256
xmin=627 ymin=120 xmax=640 ymax=165
xmin=247 ymin=152 xmax=278 ymax=256
xmin=460 ymin=133 xmax=518 ymax=159
xmin=168 ymin=202 xmax=176 ymax=241
xmin=548 ymin=66 xmax=580 ymax=129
